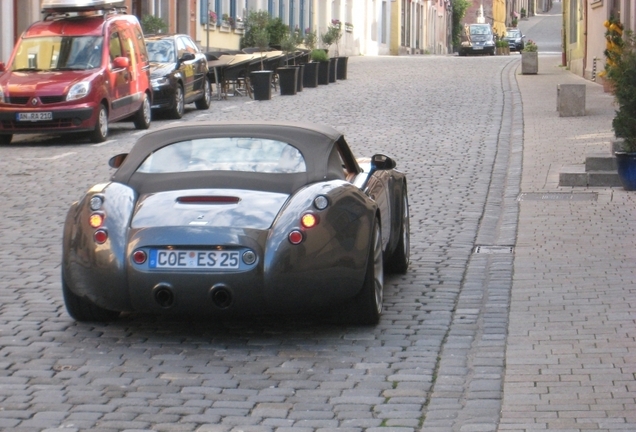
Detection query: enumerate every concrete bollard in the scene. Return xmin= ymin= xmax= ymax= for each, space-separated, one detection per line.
xmin=557 ymin=84 xmax=586 ymax=117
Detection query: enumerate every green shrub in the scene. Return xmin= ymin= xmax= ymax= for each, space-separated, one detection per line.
xmin=141 ymin=15 xmax=167 ymax=35
xmin=310 ymin=49 xmax=329 ymax=62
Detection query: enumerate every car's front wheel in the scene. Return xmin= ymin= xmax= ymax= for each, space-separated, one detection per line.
xmin=342 ymin=218 xmax=384 ymax=325
xmin=89 ymin=104 xmax=108 ymax=143
xmin=62 ymin=276 xmax=120 ymax=322
xmin=195 ymin=78 xmax=211 ymax=110
xmin=133 ymin=93 xmax=151 ymax=129
xmin=170 ymin=84 xmax=185 ymax=119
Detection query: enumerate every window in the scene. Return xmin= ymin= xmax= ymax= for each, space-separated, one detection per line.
xmin=137 ymin=138 xmax=307 ymax=174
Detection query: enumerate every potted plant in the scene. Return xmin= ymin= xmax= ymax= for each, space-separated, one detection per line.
xmin=303 ymin=30 xmax=320 ymax=88
xmin=250 ymin=26 xmax=273 ymax=101
xmin=312 ymin=48 xmax=330 ymax=85
xmin=330 ymin=19 xmax=349 ymax=80
xmin=321 ymin=26 xmax=338 ymax=82
xmin=278 ymin=33 xmax=299 ymax=96
xmin=607 ymin=29 xmax=636 ymax=190
xmin=521 ymin=39 xmax=538 ymax=74
xmin=598 ymin=16 xmax=623 ymax=93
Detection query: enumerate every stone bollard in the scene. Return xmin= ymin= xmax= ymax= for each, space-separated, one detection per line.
xmin=557 ymin=84 xmax=586 ymax=117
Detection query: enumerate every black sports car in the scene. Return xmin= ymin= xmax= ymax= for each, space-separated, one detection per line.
xmin=146 ymin=34 xmax=211 ymax=118
xmin=62 ymin=122 xmax=410 ymax=324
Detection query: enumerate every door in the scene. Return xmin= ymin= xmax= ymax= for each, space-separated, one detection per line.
xmin=176 ymin=36 xmax=197 ymax=100
xmin=106 ymin=27 xmax=133 ymax=119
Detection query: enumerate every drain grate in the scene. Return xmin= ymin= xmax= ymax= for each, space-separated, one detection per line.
xmin=474 ymin=245 xmax=514 ymax=254
xmin=518 ymin=192 xmax=598 ymax=201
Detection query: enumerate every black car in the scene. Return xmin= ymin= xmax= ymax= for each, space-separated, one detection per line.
xmin=503 ymin=28 xmax=525 ymax=52
xmin=146 ymin=34 xmax=211 ymax=118
xmin=459 ymin=24 xmax=495 ymax=56
xmin=61 ymin=121 xmax=410 ymax=325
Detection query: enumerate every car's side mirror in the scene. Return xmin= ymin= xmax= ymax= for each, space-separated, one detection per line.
xmin=370 ymin=154 xmax=396 ymax=171
xmin=179 ymin=52 xmax=196 ymax=63
xmin=0 ymin=62 xmax=5 ymax=72
xmin=109 ymin=153 xmax=128 ymax=168
xmin=112 ymin=56 xmax=130 ymax=69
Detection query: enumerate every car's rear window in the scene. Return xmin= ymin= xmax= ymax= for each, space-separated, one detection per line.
xmin=469 ymin=25 xmax=492 ymax=35
xmin=137 ymin=138 xmax=307 ymax=174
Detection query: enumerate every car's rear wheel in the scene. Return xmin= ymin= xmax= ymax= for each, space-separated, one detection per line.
xmin=170 ymin=84 xmax=184 ymax=119
xmin=62 ymin=276 xmax=119 ymax=322
xmin=342 ymin=218 xmax=384 ymax=325
xmin=386 ymin=189 xmax=410 ymax=274
xmin=195 ymin=78 xmax=211 ymax=110
xmin=89 ymin=104 xmax=108 ymax=143
xmin=0 ymin=134 xmax=13 ymax=145
xmin=133 ymin=93 xmax=151 ymax=129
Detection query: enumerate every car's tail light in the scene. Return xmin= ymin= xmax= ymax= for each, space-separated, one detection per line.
xmin=313 ymin=195 xmax=329 ymax=210
xmin=89 ymin=196 xmax=103 ymax=210
xmin=288 ymin=230 xmax=303 ymax=245
xmin=133 ymin=250 xmax=147 ymax=264
xmin=89 ymin=213 xmax=104 ymax=228
xmin=94 ymin=230 xmax=108 ymax=244
xmin=301 ymin=213 xmax=319 ymax=229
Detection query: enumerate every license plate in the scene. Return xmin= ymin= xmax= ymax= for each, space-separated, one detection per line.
xmin=473 ymin=46 xmax=483 ymax=50
xmin=17 ymin=112 xmax=53 ymax=121
xmin=149 ymin=249 xmax=240 ymax=270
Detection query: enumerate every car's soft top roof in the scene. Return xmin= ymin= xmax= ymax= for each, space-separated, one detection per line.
xmin=111 ymin=121 xmax=352 ymax=195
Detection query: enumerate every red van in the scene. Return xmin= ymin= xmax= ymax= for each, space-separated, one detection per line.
xmin=0 ymin=0 xmax=152 ymax=144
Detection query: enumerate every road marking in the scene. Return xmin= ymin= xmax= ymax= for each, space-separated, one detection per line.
xmin=92 ymin=140 xmax=115 ymax=147
xmin=17 ymin=152 xmax=77 ymax=160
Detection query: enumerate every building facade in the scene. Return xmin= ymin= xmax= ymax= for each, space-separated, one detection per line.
xmin=0 ymin=0 xmax=455 ymax=68
xmin=564 ymin=0 xmax=635 ymax=83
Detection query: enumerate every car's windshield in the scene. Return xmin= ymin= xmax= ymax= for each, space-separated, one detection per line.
xmin=469 ymin=25 xmax=491 ymax=35
xmin=10 ymin=36 xmax=103 ymax=71
xmin=506 ymin=30 xmax=520 ymax=37
xmin=137 ymin=138 xmax=307 ymax=174
xmin=146 ymin=40 xmax=176 ymax=63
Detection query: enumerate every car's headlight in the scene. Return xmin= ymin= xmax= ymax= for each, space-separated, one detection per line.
xmin=485 ymin=41 xmax=494 ymax=46
xmin=67 ymin=82 xmax=90 ymax=101
xmin=151 ymin=76 xmax=170 ymax=87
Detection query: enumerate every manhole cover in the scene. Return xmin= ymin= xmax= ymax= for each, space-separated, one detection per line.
xmin=474 ymin=246 xmax=514 ymax=254
xmin=518 ymin=192 xmax=598 ymax=201
xmin=53 ymin=365 xmax=79 ymax=372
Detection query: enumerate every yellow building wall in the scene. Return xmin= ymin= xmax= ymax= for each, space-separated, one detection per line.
xmin=390 ymin=0 xmax=400 ymax=55
xmin=563 ymin=0 xmax=585 ymax=76
xmin=492 ymin=0 xmax=506 ymax=37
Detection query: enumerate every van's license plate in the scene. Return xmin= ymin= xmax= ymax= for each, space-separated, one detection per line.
xmin=148 ymin=249 xmax=240 ymax=270
xmin=17 ymin=112 xmax=53 ymax=122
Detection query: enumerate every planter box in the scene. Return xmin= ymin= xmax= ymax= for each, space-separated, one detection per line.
xmin=250 ymin=70 xmax=272 ymax=100
xmin=336 ymin=56 xmax=348 ymax=80
xmin=521 ymin=51 xmax=538 ymax=74
xmin=328 ymin=57 xmax=338 ymax=83
xmin=277 ymin=66 xmax=298 ymax=96
xmin=318 ymin=60 xmax=330 ymax=85
xmin=303 ymin=62 xmax=319 ymax=88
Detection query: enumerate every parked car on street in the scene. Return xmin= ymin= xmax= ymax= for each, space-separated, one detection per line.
xmin=0 ymin=0 xmax=152 ymax=144
xmin=503 ymin=28 xmax=525 ymax=52
xmin=62 ymin=121 xmax=410 ymax=325
xmin=459 ymin=23 xmax=496 ymax=56
xmin=145 ymin=34 xmax=211 ymax=119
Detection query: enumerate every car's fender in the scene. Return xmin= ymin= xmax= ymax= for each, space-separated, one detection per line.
xmin=62 ymin=181 xmax=137 ymax=312
xmin=263 ymin=180 xmax=377 ymax=309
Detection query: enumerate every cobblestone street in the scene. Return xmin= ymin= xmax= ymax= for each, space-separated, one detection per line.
xmin=0 ymin=53 xmax=523 ymax=431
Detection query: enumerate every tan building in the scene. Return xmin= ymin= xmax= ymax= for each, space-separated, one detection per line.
xmin=564 ymin=0 xmax=635 ymax=83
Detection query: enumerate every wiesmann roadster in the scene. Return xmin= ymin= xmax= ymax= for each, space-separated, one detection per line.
xmin=62 ymin=122 xmax=409 ymax=324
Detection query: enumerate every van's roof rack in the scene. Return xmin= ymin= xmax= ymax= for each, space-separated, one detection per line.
xmin=41 ymin=0 xmax=125 ymax=13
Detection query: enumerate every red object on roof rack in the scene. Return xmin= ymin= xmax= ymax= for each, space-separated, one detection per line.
xmin=42 ymin=0 xmax=125 ymax=13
